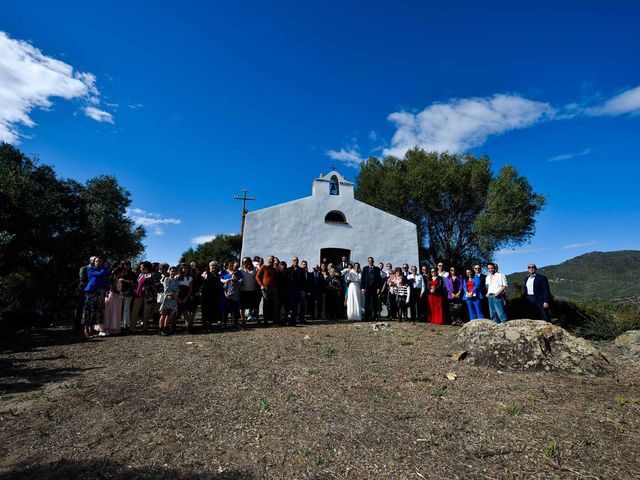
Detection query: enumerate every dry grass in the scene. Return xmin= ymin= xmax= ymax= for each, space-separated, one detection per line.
xmin=1 ymin=321 xmax=639 ymax=479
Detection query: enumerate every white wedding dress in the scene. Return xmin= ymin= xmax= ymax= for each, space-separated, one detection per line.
xmin=346 ymin=270 xmax=363 ymax=321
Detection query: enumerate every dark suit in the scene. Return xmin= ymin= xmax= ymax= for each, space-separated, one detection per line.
xmin=361 ymin=265 xmax=382 ymax=321
xmin=524 ymin=273 xmax=552 ymax=322
xmin=478 ymin=273 xmax=488 ymax=318
xmin=308 ymin=271 xmax=324 ymax=319
xmin=287 ymin=266 xmax=307 ymax=323
xmin=201 ymin=273 xmax=222 ymax=327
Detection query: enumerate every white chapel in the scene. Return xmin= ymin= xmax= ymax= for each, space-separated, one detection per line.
xmin=240 ymin=171 xmax=419 ymax=267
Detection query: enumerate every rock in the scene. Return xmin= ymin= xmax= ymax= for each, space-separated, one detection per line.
xmin=454 ymin=319 xmax=612 ymax=375
xmin=615 ymin=330 xmax=640 ymax=356
xmin=372 ymin=322 xmax=391 ymax=331
xmin=450 ymin=350 xmax=468 ymax=361
xmin=444 ymin=372 xmax=457 ymax=381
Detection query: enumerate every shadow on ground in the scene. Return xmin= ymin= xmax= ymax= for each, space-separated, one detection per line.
xmin=0 ymin=327 xmax=85 ymax=354
xmin=0 ymin=458 xmax=254 ymax=480
xmin=0 ymin=358 xmax=100 ymax=396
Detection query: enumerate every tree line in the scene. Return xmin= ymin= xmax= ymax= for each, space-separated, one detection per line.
xmin=0 ymin=142 xmax=145 ymax=316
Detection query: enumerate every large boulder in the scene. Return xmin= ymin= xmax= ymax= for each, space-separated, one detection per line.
xmin=454 ymin=319 xmax=611 ymax=375
xmin=615 ymin=330 xmax=640 ymax=356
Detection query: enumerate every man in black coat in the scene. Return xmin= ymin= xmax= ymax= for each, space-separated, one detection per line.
xmin=287 ymin=257 xmax=308 ymax=324
xmin=201 ymin=261 xmax=223 ymax=330
xmin=307 ymin=264 xmax=324 ymax=320
xmin=337 ymin=256 xmax=349 ymax=272
xmin=360 ymin=257 xmax=382 ymax=322
xmin=524 ymin=263 xmax=552 ymax=322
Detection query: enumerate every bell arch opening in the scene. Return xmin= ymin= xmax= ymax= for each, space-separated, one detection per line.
xmin=325 ymin=210 xmax=347 ymax=224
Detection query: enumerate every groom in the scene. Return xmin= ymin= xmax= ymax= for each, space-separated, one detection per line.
xmin=361 ymin=257 xmax=382 ymax=322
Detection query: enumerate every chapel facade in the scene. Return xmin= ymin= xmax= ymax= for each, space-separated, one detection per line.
xmin=240 ymin=171 xmax=419 ymax=267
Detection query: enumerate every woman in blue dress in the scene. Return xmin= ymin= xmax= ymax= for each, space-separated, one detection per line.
xmin=82 ymin=256 xmax=109 ymax=338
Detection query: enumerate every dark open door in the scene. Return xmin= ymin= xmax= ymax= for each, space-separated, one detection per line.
xmin=319 ymin=248 xmax=351 ymax=265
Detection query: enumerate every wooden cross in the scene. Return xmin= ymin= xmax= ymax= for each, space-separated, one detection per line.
xmin=234 ymin=188 xmax=255 ymax=237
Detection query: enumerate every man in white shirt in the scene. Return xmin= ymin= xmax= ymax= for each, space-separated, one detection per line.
xmin=524 ymin=263 xmax=551 ymax=322
xmin=485 ymin=262 xmax=508 ymax=323
xmin=408 ymin=265 xmax=422 ymax=320
xmin=437 ymin=261 xmax=449 ymax=278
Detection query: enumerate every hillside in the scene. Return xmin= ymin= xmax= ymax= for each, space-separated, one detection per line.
xmin=1 ymin=324 xmax=639 ymax=479
xmin=507 ymin=250 xmax=640 ymax=303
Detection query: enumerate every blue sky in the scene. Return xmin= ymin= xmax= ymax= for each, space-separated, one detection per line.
xmin=2 ymin=1 xmax=639 ymax=273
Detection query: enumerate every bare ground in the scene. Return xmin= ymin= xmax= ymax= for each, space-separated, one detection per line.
xmin=1 ymin=321 xmax=639 ymax=479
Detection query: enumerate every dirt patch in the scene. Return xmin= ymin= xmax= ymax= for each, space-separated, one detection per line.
xmin=1 ymin=322 xmax=639 ymax=479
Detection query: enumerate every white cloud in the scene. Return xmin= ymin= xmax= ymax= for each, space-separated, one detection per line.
xmin=383 ymin=94 xmax=555 ymax=157
xmin=129 ymin=207 xmax=151 ymax=216
xmin=587 ymin=85 xmax=640 ymax=116
xmin=496 ymin=247 xmax=547 ymax=256
xmin=326 ymin=147 xmax=366 ymax=168
xmin=368 ymin=130 xmax=377 ymax=141
xmin=128 ymin=103 xmax=144 ymax=109
xmin=549 ymin=147 xmax=591 ymax=162
xmin=83 ymin=106 xmax=114 ymax=124
xmin=191 ymin=234 xmax=217 ymax=245
xmin=127 ymin=208 xmax=180 ymax=236
xmin=0 ymin=30 xmax=112 ymax=143
xmin=563 ymin=241 xmax=596 ymax=250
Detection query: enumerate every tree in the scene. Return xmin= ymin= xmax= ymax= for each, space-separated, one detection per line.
xmin=355 ymin=148 xmax=545 ymax=268
xmin=80 ymin=175 xmax=145 ymax=263
xmin=0 ymin=142 xmax=145 ymax=315
xmin=181 ymin=234 xmax=242 ymax=267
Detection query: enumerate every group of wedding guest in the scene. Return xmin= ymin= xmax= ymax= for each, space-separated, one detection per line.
xmin=374 ymin=262 xmax=474 ymax=324
xmin=373 ymin=260 xmax=511 ymax=325
xmin=75 ymin=253 xmax=516 ymax=338
xmin=76 ymin=257 xmax=203 ymax=338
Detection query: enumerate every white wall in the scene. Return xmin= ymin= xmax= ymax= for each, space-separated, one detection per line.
xmin=241 ymin=172 xmax=419 ymax=267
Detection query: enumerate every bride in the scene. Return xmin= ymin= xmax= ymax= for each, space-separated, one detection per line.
xmin=343 ymin=262 xmax=364 ymax=321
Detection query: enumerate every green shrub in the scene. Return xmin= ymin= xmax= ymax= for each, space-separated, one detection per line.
xmin=507 ymin=295 xmax=640 ymax=341
xmin=571 ymin=302 xmax=640 ymax=340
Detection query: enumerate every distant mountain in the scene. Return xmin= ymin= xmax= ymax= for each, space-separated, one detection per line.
xmin=506 ymin=250 xmax=640 ymax=303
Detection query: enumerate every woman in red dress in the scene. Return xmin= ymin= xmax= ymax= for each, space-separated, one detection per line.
xmin=426 ymin=267 xmax=445 ymax=324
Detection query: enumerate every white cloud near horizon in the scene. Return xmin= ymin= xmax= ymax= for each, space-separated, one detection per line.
xmin=563 ymin=241 xmax=597 ymax=249
xmin=127 ymin=208 xmax=181 ymax=236
xmin=382 ymin=94 xmax=555 ymax=157
xmin=497 ymin=240 xmax=597 ymax=256
xmin=191 ymin=234 xmax=217 ymax=245
xmin=0 ymin=31 xmax=112 ymax=143
xmin=549 ymin=147 xmax=591 ymax=162
xmin=496 ymin=247 xmax=548 ymax=256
